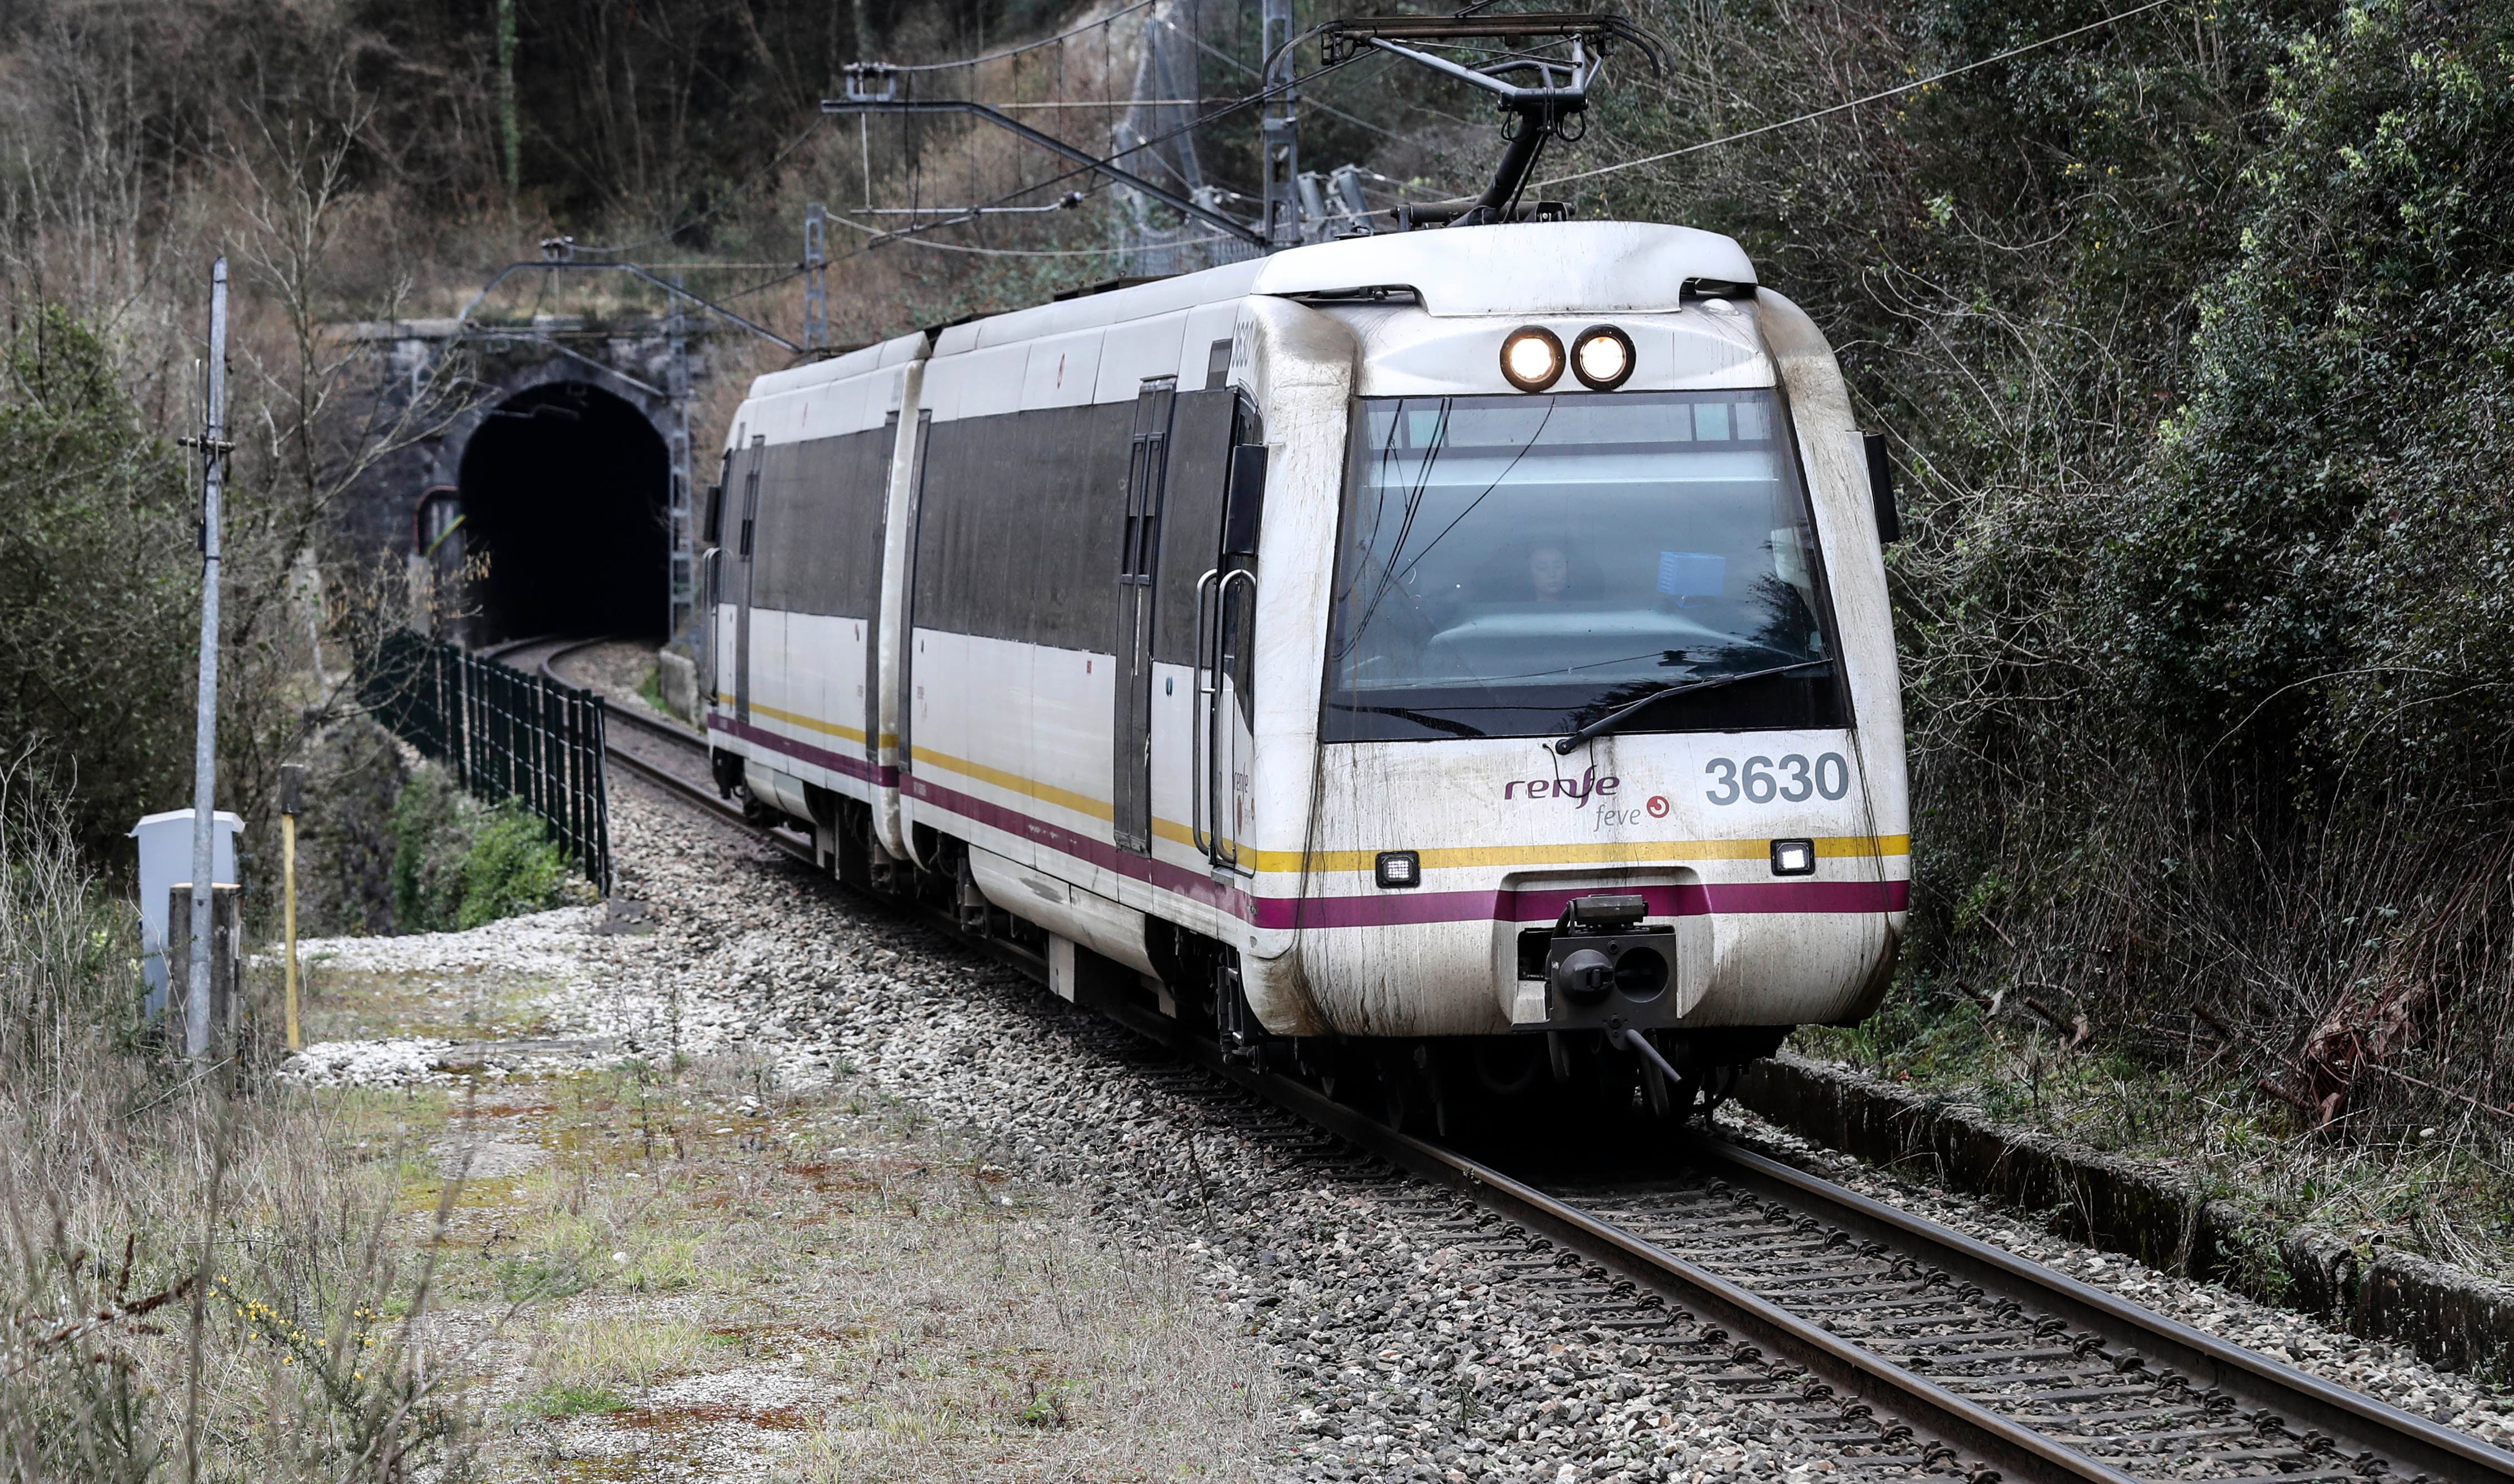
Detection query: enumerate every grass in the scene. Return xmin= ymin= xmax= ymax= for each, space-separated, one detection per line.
xmin=0 ymin=776 xmax=482 ymax=1482
xmin=296 ymin=954 xmax=567 ymax=1044
xmin=385 ymin=1055 xmax=1277 ymax=1480
xmin=1794 ymin=977 xmax=2514 ymax=1286
xmin=522 ymin=1384 xmax=623 ymax=1420
xmin=268 ymin=950 xmax=1279 ymax=1484
xmin=6 ymin=758 xmax=1274 ymax=1480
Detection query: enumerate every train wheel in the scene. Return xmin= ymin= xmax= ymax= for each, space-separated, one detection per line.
xmin=1471 ymin=1037 xmax=1549 ymax=1099
xmin=1425 ymin=1043 xmax=1482 ymax=1141
xmin=1584 ymin=1048 xmax=1640 ymax=1123
xmin=1639 ymin=1037 xmax=1700 ymax=1123
xmin=1640 ymin=1049 xmax=1673 ymax=1120
xmin=1306 ymin=1040 xmax=1364 ymax=1105
xmin=1378 ymin=1045 xmax=1429 ymax=1134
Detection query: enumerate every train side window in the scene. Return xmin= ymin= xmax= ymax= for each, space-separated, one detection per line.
xmin=1864 ymin=430 xmax=1901 ymax=543
xmin=704 ymin=481 xmax=724 ymax=545
xmin=1222 ymin=392 xmax=1266 ymax=557
xmin=1222 ymin=445 xmax=1267 ymax=557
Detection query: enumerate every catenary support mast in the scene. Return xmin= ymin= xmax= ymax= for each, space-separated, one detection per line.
xmin=183 ymin=257 xmax=230 ymax=1061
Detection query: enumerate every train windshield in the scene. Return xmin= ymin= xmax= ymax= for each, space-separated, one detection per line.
xmin=1322 ymin=390 xmax=1848 ymax=743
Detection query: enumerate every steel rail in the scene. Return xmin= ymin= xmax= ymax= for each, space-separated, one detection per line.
xmin=602 ymin=717 xmax=814 ymax=866
xmin=478 ymin=633 xmax=560 ymax=662
xmin=1092 ymin=1000 xmax=2135 ymax=1483
xmin=1683 ymin=1134 xmax=2514 ymax=1482
xmin=537 ymin=637 xmax=710 ymax=748
xmin=511 ymin=637 xmax=2514 ymax=1482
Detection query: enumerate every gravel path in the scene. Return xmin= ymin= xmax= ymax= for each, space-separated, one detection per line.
xmin=287 ymin=772 xmax=2514 ymax=1479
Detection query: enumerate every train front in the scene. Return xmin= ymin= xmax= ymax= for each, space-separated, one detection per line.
xmin=1232 ymin=224 xmax=1909 ymax=1070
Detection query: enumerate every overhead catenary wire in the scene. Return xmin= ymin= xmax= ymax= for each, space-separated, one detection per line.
xmin=1155 ymin=13 xmax=1424 ymax=144
xmin=820 ymin=47 xmax=1371 ymax=260
xmin=1518 ymin=0 xmax=2180 ymax=197
xmin=570 ymin=115 xmax=832 ymax=256
xmin=832 ymin=218 xmax=1241 ymax=258
xmin=835 ymin=1 xmax=2177 ymax=283
xmin=879 ymin=0 xmax=1158 ymax=73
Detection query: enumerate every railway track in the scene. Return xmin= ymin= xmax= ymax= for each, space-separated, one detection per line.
xmin=512 ymin=635 xmax=2514 ymax=1484
xmin=536 ymin=637 xmax=766 ymax=835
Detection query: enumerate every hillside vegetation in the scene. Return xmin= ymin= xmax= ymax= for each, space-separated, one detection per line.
xmin=1605 ymin=0 xmax=2514 ymax=1148
xmin=5 ymin=0 xmax=2514 ymax=1240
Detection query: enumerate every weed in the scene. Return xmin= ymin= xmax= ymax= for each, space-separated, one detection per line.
xmin=1016 ymin=1376 xmax=1073 ymax=1428
xmin=391 ymin=766 xmax=578 ymax=933
xmin=521 ymin=1383 xmax=623 ymax=1420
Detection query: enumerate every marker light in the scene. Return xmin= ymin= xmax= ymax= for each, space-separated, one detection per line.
xmin=1500 ymin=326 xmax=1565 ymax=392
xmin=1375 ymin=850 xmax=1422 ymax=889
xmin=1572 ymin=324 xmax=1636 ymax=390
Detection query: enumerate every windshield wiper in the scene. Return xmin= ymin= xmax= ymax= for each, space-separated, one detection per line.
xmin=1552 ymin=659 xmax=1834 ymax=754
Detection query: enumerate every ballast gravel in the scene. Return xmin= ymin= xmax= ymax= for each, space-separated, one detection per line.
xmin=1718 ymin=1109 xmax=2514 ymax=1448
xmin=302 ymin=774 xmax=2514 ymax=1480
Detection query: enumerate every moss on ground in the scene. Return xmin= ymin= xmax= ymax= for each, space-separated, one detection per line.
xmin=1795 ymin=982 xmax=2514 ymax=1286
xmin=339 ymin=1052 xmax=1273 ymax=1481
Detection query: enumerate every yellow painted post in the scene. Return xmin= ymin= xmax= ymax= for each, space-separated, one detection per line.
xmin=279 ymin=763 xmax=303 ymax=1052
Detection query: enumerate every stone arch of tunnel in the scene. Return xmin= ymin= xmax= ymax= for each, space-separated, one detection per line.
xmin=456 ymin=380 xmax=671 ymax=642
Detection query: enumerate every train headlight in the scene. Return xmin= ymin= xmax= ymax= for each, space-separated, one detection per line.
xmin=1374 ymin=850 xmax=1421 ymax=889
xmin=1500 ymin=327 xmax=1565 ymax=392
xmin=1770 ymin=838 xmax=1816 ymax=876
xmin=1571 ymin=325 xmax=1635 ymax=390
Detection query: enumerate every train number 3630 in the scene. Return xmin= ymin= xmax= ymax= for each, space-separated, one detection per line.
xmin=1704 ymin=753 xmax=1853 ymax=805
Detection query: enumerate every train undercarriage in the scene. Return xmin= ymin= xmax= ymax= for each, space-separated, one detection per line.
xmin=719 ymin=760 xmax=1792 ymax=1138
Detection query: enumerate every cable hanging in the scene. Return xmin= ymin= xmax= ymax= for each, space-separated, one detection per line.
xmin=1528 ymin=0 xmax=2179 ymax=196
xmin=881 ymin=0 xmax=1159 ymax=73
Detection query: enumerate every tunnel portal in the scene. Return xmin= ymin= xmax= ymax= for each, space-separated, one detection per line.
xmin=457 ymin=381 xmax=670 ymax=642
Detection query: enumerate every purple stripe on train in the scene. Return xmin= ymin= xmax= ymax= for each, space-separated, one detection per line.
xmin=896 ymin=771 xmax=1910 ymax=930
xmin=1245 ymin=878 xmax=1911 ymax=930
xmin=709 ymin=714 xmax=897 ymax=787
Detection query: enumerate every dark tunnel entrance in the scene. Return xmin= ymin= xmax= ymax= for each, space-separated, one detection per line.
xmin=457 ymin=381 xmax=670 ymax=642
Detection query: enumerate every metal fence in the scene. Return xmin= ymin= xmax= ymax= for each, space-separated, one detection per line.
xmin=360 ymin=629 xmax=613 ymax=893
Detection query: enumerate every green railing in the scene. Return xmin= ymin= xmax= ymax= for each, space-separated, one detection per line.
xmin=360 ymin=629 xmax=613 ymax=893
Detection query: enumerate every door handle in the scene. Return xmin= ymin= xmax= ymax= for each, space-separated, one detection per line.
xmin=1190 ymin=567 xmax=1221 ymax=858
xmin=1210 ymin=569 xmax=1258 ymax=871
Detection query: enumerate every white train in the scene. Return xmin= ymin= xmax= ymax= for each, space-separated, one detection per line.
xmin=701 ymin=220 xmax=1909 ymax=1127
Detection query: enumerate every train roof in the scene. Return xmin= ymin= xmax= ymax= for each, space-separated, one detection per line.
xmin=749 ymin=221 xmax=1754 ymax=401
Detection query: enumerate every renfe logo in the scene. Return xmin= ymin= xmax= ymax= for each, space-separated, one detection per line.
xmin=1504 ymin=768 xmax=1620 ymax=804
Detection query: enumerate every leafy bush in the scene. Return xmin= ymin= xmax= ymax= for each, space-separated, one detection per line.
xmin=456 ymin=799 xmax=575 ymax=929
xmin=0 ymin=311 xmax=217 ymax=858
xmin=390 ymin=765 xmax=576 ymax=933
xmin=1583 ymin=0 xmax=2514 ymax=1131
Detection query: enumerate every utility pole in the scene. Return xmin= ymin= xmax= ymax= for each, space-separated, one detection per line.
xmin=1260 ymin=0 xmax=1301 ymax=247
xmin=279 ymin=764 xmax=303 ymax=1052
xmin=182 ymin=258 xmax=231 ymax=1063
xmin=804 ymin=203 xmax=828 ymax=352
xmin=498 ymin=0 xmax=520 ymax=194
xmin=665 ymin=277 xmax=695 ymax=641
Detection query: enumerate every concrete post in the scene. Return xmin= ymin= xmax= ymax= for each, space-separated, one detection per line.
xmin=166 ymin=884 xmax=241 ymax=1058
xmin=183 ymin=257 xmax=230 ymax=1062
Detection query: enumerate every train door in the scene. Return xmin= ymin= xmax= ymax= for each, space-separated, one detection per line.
xmin=864 ymin=411 xmax=899 ymax=774
xmin=1200 ymin=402 xmax=1266 ymax=868
xmin=696 ymin=459 xmax=722 ymax=712
xmin=732 ymin=434 xmax=764 ymax=726
xmin=1113 ymin=377 xmax=1177 ymax=855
